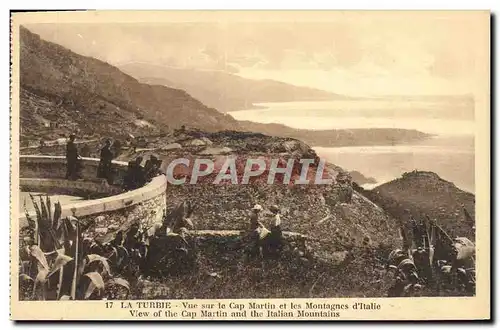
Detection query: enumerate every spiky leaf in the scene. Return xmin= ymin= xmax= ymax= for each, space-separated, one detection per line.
xmin=111 ymin=231 xmax=124 ymax=247
xmin=20 ymin=261 xmax=32 ymax=275
xmin=84 ymin=272 xmax=105 ymax=299
xmin=64 ymin=216 xmax=78 ymax=238
xmin=86 ymin=254 xmax=112 ymax=276
xmin=53 ymin=201 xmax=62 ymax=231
xmin=46 ymin=195 xmax=52 ymax=228
xmin=39 ymin=196 xmax=49 ymax=226
xmin=48 ymin=253 xmax=73 ymax=277
xmin=35 ymin=269 xmax=49 ymax=284
xmin=70 ymin=218 xmax=80 ymax=300
xmin=25 ymin=213 xmax=36 ymax=230
xmin=29 ymin=194 xmax=42 ymax=224
xmin=30 ymin=245 xmax=49 ymax=271
xmin=19 ymin=273 xmax=34 ymax=283
xmin=115 ymin=246 xmax=129 ymax=267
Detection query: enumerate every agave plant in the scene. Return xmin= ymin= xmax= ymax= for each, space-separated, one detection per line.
xmin=24 ymin=194 xmax=62 ymax=252
xmin=20 ymin=195 xmax=130 ymax=300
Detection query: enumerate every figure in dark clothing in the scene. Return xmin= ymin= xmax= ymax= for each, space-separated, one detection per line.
xmin=144 ymin=155 xmax=160 ymax=182
xmin=268 ymin=204 xmax=283 ymax=258
xmin=133 ymin=157 xmax=146 ymax=188
xmin=97 ymin=139 xmax=114 ymax=183
xmin=123 ymin=161 xmax=135 ymax=191
xmin=65 ymin=134 xmax=80 ymax=180
xmin=245 ymin=204 xmax=264 ymax=261
xmin=122 ymin=157 xmax=145 ymax=190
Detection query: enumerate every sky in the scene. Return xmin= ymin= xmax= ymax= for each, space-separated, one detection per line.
xmin=25 ymin=12 xmax=489 ymax=97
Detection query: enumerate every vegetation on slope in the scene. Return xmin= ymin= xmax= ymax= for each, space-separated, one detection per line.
xmin=20 ymin=26 xmax=240 ymax=142
xmin=361 ymin=171 xmax=475 ymax=239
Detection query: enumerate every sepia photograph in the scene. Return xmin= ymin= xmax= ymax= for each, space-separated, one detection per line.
xmin=9 ymin=10 xmax=490 ymax=320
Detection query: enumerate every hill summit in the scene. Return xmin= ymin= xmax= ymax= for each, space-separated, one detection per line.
xmin=363 ymin=170 xmax=475 ymax=239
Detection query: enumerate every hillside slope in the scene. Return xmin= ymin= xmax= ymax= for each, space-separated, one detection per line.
xmin=362 ymin=171 xmax=475 ymax=239
xmin=101 ymin=128 xmax=402 ymax=249
xmin=119 ymin=63 xmax=346 ymax=112
xmin=19 ymin=26 xmax=240 ymax=142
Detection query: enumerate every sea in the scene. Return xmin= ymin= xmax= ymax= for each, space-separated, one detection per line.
xmin=228 ymin=99 xmax=475 ymax=193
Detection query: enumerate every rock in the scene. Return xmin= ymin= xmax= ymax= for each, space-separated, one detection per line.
xmin=189 ymin=139 xmax=206 ymax=146
xmin=56 ymin=138 xmax=67 ymax=145
xmin=200 ymin=137 xmax=213 ymax=146
xmin=95 ymin=227 xmax=108 ymax=235
xmin=161 ymin=143 xmax=182 ymax=151
xmin=283 ymin=140 xmax=298 ymax=152
xmin=94 ymin=215 xmax=106 ymax=225
xmin=107 ymin=224 xmax=119 ymax=231
xmin=199 ymin=146 xmax=233 ymax=155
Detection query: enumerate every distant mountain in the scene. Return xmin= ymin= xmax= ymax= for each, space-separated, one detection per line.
xmin=19 ymin=27 xmax=432 ymax=150
xmin=349 ymin=171 xmax=377 ymax=185
xmin=240 ymin=121 xmax=432 ymax=147
xmin=119 ymin=63 xmax=348 ymax=112
xmin=19 ymin=26 xmax=241 ymax=142
xmin=362 ymin=171 xmax=475 ymax=239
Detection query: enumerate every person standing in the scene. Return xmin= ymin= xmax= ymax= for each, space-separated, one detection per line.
xmin=98 ymin=139 xmax=114 ymax=183
xmin=123 ymin=161 xmax=135 ymax=191
xmin=65 ymin=134 xmax=80 ymax=180
xmin=132 ymin=156 xmax=146 ymax=188
xmin=144 ymin=155 xmax=159 ymax=182
xmin=249 ymin=204 xmax=264 ymax=231
xmin=245 ymin=204 xmax=264 ymax=260
xmin=268 ymin=204 xmax=283 ymax=257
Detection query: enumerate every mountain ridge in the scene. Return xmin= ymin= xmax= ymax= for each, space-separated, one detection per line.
xmin=119 ymin=62 xmax=350 ymax=112
xmin=19 ymin=26 xmax=433 ymax=149
xmin=20 ymin=25 xmax=241 ymax=140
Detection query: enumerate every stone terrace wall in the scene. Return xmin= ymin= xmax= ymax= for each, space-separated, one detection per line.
xmin=21 ymin=178 xmax=123 ymax=198
xmin=18 ymin=155 xmax=167 ymax=232
xmin=20 ymin=139 xmax=102 ymax=157
xmin=20 ymin=155 xmax=129 ymax=186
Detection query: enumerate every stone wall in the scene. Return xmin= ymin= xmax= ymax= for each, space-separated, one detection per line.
xmin=84 ymin=190 xmax=167 ymax=242
xmin=19 ymin=155 xmax=168 ymax=232
xmin=21 ymin=178 xmax=123 ymax=197
xmin=20 ymin=139 xmax=102 ymax=157
xmin=20 ymin=155 xmax=129 ymax=186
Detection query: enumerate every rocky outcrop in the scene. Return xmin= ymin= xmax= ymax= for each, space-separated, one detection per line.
xmin=366 ymin=170 xmax=475 ymax=239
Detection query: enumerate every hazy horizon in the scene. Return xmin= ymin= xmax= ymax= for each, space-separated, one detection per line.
xmin=24 ymin=12 xmax=487 ymax=98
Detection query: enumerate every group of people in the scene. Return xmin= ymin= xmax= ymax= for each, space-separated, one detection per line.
xmin=245 ymin=203 xmax=284 ymax=260
xmin=122 ymin=155 xmax=163 ymax=191
xmin=65 ymin=134 xmax=162 ymax=188
xmin=65 ymin=134 xmax=116 ymax=183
